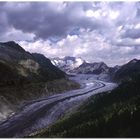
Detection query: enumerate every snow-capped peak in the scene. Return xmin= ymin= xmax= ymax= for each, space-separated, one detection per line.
xmin=50 ymin=56 xmax=84 ymax=73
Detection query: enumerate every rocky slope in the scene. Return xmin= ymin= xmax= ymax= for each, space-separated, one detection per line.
xmin=71 ymin=58 xmax=140 ymax=83
xmin=52 ymin=57 xmax=140 ymax=82
xmin=0 ymin=41 xmax=79 ymax=121
xmin=72 ymin=61 xmax=110 ymax=74
xmin=0 ymin=41 xmax=66 ymax=86
xmin=32 ymin=53 xmax=66 ymax=81
xmin=71 ymin=61 xmax=121 ymax=81
xmin=70 ymin=58 xmax=140 ymax=83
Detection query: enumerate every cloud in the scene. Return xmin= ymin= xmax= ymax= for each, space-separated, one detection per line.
xmin=0 ymin=2 xmax=140 ymax=66
xmin=0 ymin=2 xmax=120 ymax=40
xmin=0 ymin=2 xmax=103 ymax=40
xmin=19 ymin=28 xmax=140 ymax=66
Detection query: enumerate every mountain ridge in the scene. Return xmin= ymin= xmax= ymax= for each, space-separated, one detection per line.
xmin=0 ymin=41 xmax=79 ymax=121
xmin=0 ymin=41 xmax=67 ymax=85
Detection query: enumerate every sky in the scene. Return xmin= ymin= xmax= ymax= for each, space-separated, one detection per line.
xmin=0 ymin=1 xmax=140 ymax=66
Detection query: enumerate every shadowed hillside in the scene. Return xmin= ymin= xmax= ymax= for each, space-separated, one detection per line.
xmin=0 ymin=41 xmax=80 ymax=121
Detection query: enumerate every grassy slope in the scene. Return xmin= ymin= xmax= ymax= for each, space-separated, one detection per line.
xmin=35 ymin=75 xmax=140 ymax=138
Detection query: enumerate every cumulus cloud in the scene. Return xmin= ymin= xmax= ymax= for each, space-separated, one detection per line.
xmin=0 ymin=2 xmax=140 ymax=66
xmin=0 ymin=2 xmax=107 ymax=40
xmin=19 ymin=28 xmax=140 ymax=66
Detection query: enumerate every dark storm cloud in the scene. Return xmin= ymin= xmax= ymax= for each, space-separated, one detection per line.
xmin=0 ymin=2 xmax=97 ymax=40
xmin=0 ymin=2 xmax=139 ymax=42
xmin=0 ymin=2 xmax=111 ymax=40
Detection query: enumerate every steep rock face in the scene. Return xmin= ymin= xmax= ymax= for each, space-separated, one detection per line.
xmin=113 ymin=59 xmax=140 ymax=82
xmin=72 ymin=61 xmax=110 ymax=74
xmin=70 ymin=61 xmax=121 ymax=82
xmin=32 ymin=53 xmax=66 ymax=80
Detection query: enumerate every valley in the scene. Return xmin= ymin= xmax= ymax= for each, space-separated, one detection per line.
xmin=0 ymin=74 xmax=117 ymax=137
xmin=0 ymin=2 xmax=140 ymax=138
xmin=36 ymin=74 xmax=140 ymax=138
xmin=0 ymin=41 xmax=140 ymax=138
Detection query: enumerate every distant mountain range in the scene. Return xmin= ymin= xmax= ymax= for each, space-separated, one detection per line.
xmin=51 ymin=56 xmax=119 ymax=81
xmin=51 ymin=56 xmax=117 ymax=74
xmin=51 ymin=56 xmax=140 ymax=82
xmin=72 ymin=61 xmax=111 ymax=74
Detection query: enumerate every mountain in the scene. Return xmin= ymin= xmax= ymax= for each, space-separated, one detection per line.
xmin=0 ymin=41 xmax=79 ymax=121
xmin=32 ymin=53 xmax=66 ymax=80
xmin=51 ymin=56 xmax=84 ymax=73
xmin=113 ymin=58 xmax=140 ymax=82
xmin=67 ymin=57 xmax=140 ymax=83
xmin=0 ymin=41 xmax=66 ymax=86
xmin=72 ymin=61 xmax=110 ymax=74
xmin=51 ymin=56 xmax=121 ymax=81
xmin=51 ymin=56 xmax=112 ymax=75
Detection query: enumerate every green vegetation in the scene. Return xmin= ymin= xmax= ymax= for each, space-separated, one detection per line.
xmin=35 ymin=75 xmax=140 ymax=138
